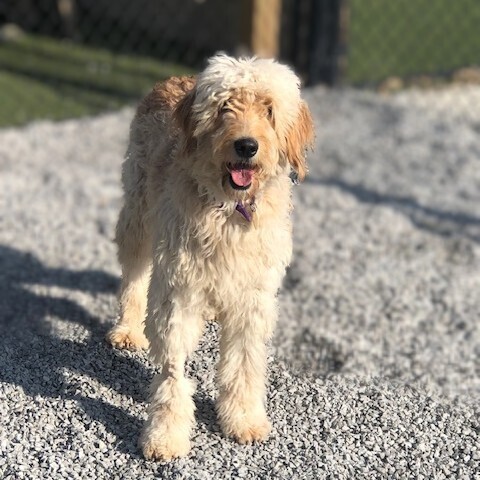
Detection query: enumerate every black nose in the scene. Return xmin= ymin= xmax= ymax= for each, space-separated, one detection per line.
xmin=234 ymin=138 xmax=258 ymax=159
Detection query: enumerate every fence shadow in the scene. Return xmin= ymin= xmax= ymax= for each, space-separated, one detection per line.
xmin=0 ymin=246 xmax=200 ymax=458
xmin=306 ymin=177 xmax=480 ymax=243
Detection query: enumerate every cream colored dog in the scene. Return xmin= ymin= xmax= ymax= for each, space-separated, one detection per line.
xmin=106 ymin=54 xmax=314 ymax=460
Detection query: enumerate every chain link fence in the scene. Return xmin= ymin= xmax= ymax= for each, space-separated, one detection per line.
xmin=0 ymin=0 xmax=479 ymax=126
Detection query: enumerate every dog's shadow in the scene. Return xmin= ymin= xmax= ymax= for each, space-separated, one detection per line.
xmin=0 ymin=244 xmax=218 ymax=457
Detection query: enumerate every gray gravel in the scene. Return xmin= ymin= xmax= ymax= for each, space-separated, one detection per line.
xmin=1 ymin=85 xmax=479 ymax=479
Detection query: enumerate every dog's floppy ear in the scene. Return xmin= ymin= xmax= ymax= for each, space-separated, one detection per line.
xmin=173 ymin=88 xmax=196 ymax=154
xmin=284 ymin=101 xmax=315 ymax=181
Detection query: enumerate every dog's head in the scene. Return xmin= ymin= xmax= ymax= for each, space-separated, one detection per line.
xmin=174 ymin=55 xmax=314 ymax=202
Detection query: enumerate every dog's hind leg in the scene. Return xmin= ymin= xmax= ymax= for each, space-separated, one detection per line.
xmin=106 ymin=201 xmax=151 ymax=351
xmin=139 ymin=276 xmax=205 ymax=461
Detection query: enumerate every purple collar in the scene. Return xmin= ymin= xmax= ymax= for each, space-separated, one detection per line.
xmin=235 ymin=197 xmax=256 ymax=222
xmin=218 ymin=199 xmax=256 ymax=222
xmin=235 ymin=202 xmax=252 ymax=222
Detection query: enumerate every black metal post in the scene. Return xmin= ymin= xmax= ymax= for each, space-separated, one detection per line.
xmin=308 ymin=0 xmax=342 ymax=85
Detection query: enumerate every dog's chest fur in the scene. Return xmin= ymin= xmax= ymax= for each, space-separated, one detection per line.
xmin=152 ymin=186 xmax=293 ymax=310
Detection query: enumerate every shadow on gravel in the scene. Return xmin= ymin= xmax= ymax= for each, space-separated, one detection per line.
xmin=307 ymin=177 xmax=480 ymax=243
xmin=0 ymin=245 xmax=177 ymax=457
xmin=286 ymin=327 xmax=348 ymax=377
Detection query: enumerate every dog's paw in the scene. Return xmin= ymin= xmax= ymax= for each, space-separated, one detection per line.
xmin=229 ymin=418 xmax=272 ymax=444
xmin=106 ymin=324 xmax=148 ymax=351
xmin=140 ymin=431 xmax=191 ymax=461
xmin=219 ymin=409 xmax=272 ymax=444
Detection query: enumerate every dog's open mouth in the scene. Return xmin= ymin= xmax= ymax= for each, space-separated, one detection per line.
xmin=227 ymin=163 xmax=255 ymax=190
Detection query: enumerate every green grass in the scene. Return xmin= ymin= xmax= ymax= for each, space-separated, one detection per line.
xmin=347 ymin=0 xmax=480 ymax=84
xmin=0 ymin=34 xmax=192 ymax=127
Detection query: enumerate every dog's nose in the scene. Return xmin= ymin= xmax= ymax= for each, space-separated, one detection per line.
xmin=234 ymin=138 xmax=258 ymax=159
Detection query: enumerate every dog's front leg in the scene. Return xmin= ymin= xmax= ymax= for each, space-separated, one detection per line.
xmin=216 ymin=291 xmax=276 ymax=444
xmin=139 ymin=273 xmax=204 ymax=461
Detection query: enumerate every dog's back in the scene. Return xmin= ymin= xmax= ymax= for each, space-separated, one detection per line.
xmin=118 ymin=76 xmax=196 ymax=232
xmin=137 ymin=76 xmax=196 ymax=118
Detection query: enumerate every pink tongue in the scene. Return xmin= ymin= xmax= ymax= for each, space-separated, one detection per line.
xmin=230 ymin=169 xmax=253 ymax=187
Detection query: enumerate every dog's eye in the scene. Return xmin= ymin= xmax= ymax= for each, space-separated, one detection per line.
xmin=267 ymin=105 xmax=273 ymax=119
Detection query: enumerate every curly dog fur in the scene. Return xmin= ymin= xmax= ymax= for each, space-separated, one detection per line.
xmin=106 ymin=54 xmax=314 ymax=460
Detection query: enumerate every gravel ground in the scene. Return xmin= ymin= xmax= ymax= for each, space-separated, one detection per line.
xmin=1 ymin=85 xmax=479 ymax=479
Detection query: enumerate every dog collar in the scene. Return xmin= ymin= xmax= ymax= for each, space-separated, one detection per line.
xmin=235 ymin=202 xmax=251 ymax=222
xmin=235 ymin=198 xmax=256 ymax=222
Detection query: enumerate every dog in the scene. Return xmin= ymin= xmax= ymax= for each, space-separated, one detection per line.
xmin=106 ymin=54 xmax=314 ymax=460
